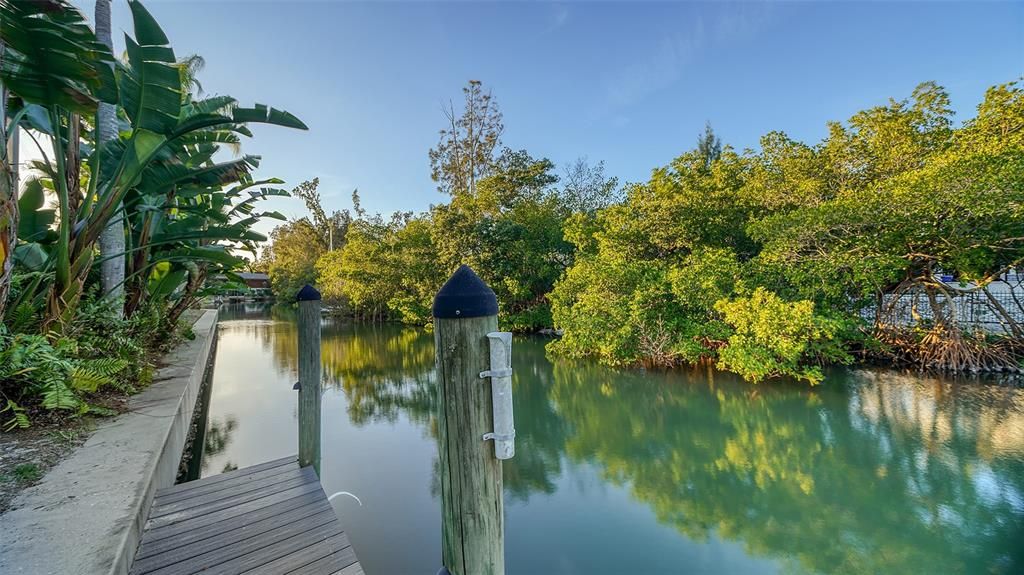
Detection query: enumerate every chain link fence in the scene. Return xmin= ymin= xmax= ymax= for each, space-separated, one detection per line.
xmin=863 ymin=282 xmax=1024 ymax=335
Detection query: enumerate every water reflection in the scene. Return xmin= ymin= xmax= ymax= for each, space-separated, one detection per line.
xmin=206 ymin=304 xmax=1024 ymax=574
xmin=202 ymin=415 xmax=239 ymax=474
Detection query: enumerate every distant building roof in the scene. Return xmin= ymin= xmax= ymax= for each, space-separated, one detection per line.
xmin=238 ymin=272 xmax=270 ymax=281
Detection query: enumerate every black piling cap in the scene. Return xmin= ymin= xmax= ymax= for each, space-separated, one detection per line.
xmin=296 ymin=284 xmax=321 ymax=302
xmin=432 ymin=264 xmax=498 ymax=319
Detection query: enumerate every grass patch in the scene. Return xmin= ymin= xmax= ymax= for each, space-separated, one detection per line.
xmin=2 ymin=463 xmax=43 ymax=485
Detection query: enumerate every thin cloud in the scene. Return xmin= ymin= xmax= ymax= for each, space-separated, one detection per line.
xmin=595 ymin=2 xmax=773 ymax=121
xmin=545 ymin=3 xmax=570 ymax=33
xmin=605 ymin=24 xmax=706 ymax=110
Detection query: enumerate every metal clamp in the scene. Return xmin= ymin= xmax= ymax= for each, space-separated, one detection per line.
xmin=479 ymin=367 xmax=512 ymax=379
xmin=483 ymin=430 xmax=516 ymax=442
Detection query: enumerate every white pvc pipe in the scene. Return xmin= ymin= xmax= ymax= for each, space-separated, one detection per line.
xmin=482 ymin=332 xmax=515 ymax=460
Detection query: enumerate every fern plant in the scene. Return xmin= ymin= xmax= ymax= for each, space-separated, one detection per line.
xmin=2 ymin=399 xmax=29 ymax=431
xmin=0 ymin=326 xmax=128 ymax=428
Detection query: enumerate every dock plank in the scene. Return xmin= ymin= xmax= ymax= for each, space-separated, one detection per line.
xmin=148 ymin=466 xmax=309 ymax=518
xmin=132 ymin=501 xmax=332 ymax=572
xmin=145 ymin=467 xmax=315 ymax=528
xmin=142 ymin=481 xmax=324 ymax=542
xmin=155 ymin=455 xmax=296 ymax=496
xmin=245 ymin=534 xmax=355 ymax=575
xmin=130 ymin=455 xmax=363 ymax=575
xmin=135 ymin=494 xmax=325 ymax=560
xmin=152 ymin=461 xmax=301 ymax=505
xmin=282 ymin=547 xmax=360 ymax=575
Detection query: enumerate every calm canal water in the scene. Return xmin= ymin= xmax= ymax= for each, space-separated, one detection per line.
xmin=200 ymin=303 xmax=1024 ymax=574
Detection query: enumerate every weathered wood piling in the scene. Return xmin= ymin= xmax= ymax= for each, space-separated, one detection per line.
xmin=296 ymin=284 xmax=322 ymax=475
xmin=432 ymin=265 xmax=506 ymax=575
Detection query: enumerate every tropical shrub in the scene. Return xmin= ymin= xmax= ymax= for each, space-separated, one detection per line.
xmin=713 ymin=288 xmax=853 ymax=385
xmin=0 ymin=0 xmax=304 ymax=331
xmin=549 ymin=78 xmax=1024 ymax=380
xmin=0 ymin=286 xmax=200 ymax=429
xmin=259 ymin=73 xmax=1024 ymax=382
xmin=0 ymin=0 xmax=306 ymax=424
xmin=0 ymin=327 xmax=127 ymax=429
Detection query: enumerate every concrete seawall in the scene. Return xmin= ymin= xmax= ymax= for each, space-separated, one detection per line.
xmin=0 ymin=309 xmax=219 ymax=575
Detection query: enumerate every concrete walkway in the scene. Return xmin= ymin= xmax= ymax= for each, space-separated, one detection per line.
xmin=0 ymin=309 xmax=219 ymax=575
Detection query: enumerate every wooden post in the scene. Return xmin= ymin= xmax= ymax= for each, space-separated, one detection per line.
xmin=296 ymin=284 xmax=322 ymax=475
xmin=433 ymin=265 xmax=504 ymax=575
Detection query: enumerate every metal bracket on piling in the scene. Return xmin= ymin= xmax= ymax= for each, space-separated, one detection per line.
xmin=479 ymin=367 xmax=512 ymax=378
xmin=478 ymin=331 xmax=515 ymax=460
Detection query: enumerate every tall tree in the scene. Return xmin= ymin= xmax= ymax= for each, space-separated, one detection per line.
xmin=95 ymin=0 xmax=123 ymax=309
xmin=696 ymin=121 xmax=722 ymax=169
xmin=290 ymin=178 xmax=350 ymax=251
xmin=264 ymin=219 xmax=325 ymax=299
xmin=428 ymin=80 xmax=504 ymax=196
xmin=561 ymin=157 xmax=621 ymax=214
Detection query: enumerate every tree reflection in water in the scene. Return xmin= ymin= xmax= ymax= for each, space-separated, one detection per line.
xmin=256 ymin=309 xmax=1023 ymax=574
xmin=200 ymin=415 xmax=238 ymax=475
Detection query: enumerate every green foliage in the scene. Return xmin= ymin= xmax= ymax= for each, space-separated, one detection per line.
xmin=430 ymin=148 xmax=572 ymax=330
xmin=315 ymin=210 xmax=444 ymax=324
xmin=548 ymin=140 xmax=752 ymax=367
xmin=300 ymin=127 xmax=578 ymax=331
xmin=0 ymin=0 xmax=116 ymax=114
xmin=0 ymin=328 xmax=115 ymax=418
xmin=551 ymin=79 xmax=1024 ymax=382
xmin=10 ymin=463 xmax=42 ymax=483
xmin=713 ymin=289 xmax=853 ymax=385
xmin=428 ymin=80 xmax=504 ymax=196
xmin=1 ymin=0 xmax=305 ymax=331
xmin=262 ymin=77 xmax=1024 ymax=382
xmin=0 ymin=0 xmax=304 ymax=424
xmin=265 ymin=219 xmax=323 ymax=301
xmin=0 ymin=288 xmax=174 ymax=428
xmin=65 ymin=292 xmax=163 ymax=387
xmin=2 ymin=399 xmax=28 ymax=431
xmin=262 ymin=180 xmax=345 ymax=302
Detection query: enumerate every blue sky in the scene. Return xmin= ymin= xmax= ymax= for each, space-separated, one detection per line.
xmin=78 ymin=1 xmax=1024 ymax=236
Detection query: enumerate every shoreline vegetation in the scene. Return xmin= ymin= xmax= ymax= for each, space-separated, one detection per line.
xmin=263 ymin=78 xmax=1024 ymax=384
xmin=0 ymin=1 xmax=305 ymax=431
xmin=1 ymin=1 xmax=1021 ymax=438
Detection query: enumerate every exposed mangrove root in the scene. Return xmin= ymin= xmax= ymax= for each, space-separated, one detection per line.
xmin=873 ymin=324 xmax=1023 ymax=373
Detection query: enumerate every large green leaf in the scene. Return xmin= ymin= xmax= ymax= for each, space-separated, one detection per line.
xmin=225 ymin=178 xmax=286 ymax=197
xmin=151 ymin=223 xmax=266 ymax=245
xmin=175 ymin=130 xmax=242 ymax=149
xmin=121 ymin=129 xmax=168 ymax=188
xmin=155 ymin=246 xmax=244 ymax=268
xmin=227 ymin=191 xmax=289 ymax=218
xmin=138 ymin=155 xmax=259 ymax=196
xmin=146 ymin=262 xmax=187 ymax=300
xmin=188 ymin=95 xmax=236 ymax=115
xmin=118 ymin=0 xmax=182 ymax=134
xmin=0 ymin=0 xmax=116 ymax=112
xmin=13 ymin=243 xmax=49 ymax=271
xmin=17 ymin=179 xmax=56 ymax=242
xmin=231 ymin=104 xmax=308 ymax=130
xmin=171 ymin=103 xmax=308 ymax=138
xmin=127 ymin=0 xmax=169 ymax=46
xmin=7 ymin=102 xmax=54 ymax=135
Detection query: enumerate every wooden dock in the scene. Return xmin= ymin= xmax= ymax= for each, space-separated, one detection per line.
xmin=129 ymin=456 xmax=363 ymax=575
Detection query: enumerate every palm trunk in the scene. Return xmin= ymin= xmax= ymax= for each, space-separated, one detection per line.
xmin=0 ymin=59 xmax=16 ymax=320
xmin=95 ymin=0 xmax=125 ymax=310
